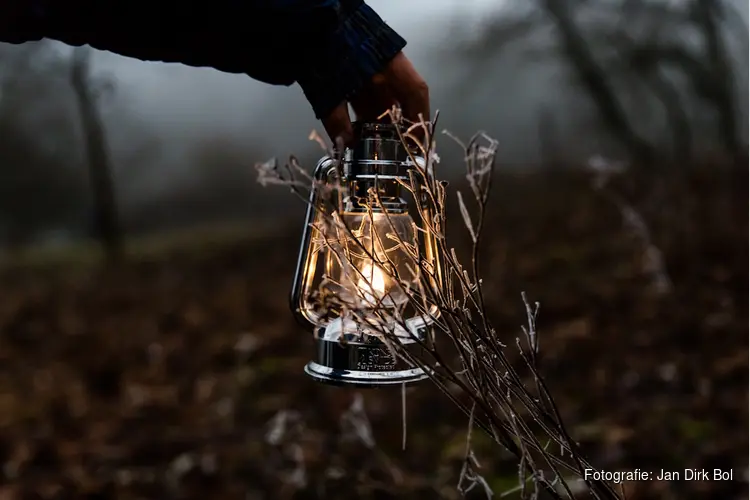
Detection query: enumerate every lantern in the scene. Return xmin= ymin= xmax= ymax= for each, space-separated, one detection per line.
xmin=290 ymin=122 xmax=440 ymax=387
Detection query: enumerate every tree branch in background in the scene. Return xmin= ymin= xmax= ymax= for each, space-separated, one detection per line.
xmin=692 ymin=0 xmax=743 ymax=164
xmin=459 ymin=0 xmax=747 ymax=165
xmin=613 ymin=0 xmax=744 ymax=164
xmin=538 ymin=0 xmax=655 ymax=165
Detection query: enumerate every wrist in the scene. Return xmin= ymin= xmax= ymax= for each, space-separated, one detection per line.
xmin=296 ymin=2 xmax=406 ymax=120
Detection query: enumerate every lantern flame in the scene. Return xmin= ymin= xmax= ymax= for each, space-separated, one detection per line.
xmin=358 ymin=261 xmax=387 ymax=306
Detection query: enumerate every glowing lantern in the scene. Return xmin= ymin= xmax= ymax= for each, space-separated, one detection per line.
xmin=290 ymin=122 xmax=440 ymax=387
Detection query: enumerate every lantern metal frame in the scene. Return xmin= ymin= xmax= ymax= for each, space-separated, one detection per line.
xmin=289 ymin=122 xmax=437 ymax=388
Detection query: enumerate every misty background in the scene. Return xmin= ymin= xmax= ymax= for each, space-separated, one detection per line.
xmin=0 ymin=2 xmax=747 ymax=497
xmin=0 ymin=0 xmax=747 ymax=250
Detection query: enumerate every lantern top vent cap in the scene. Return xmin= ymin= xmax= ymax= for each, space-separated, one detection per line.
xmin=352 ymin=121 xmax=403 ymax=140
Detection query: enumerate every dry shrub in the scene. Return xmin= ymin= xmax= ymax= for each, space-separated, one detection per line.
xmin=256 ymin=109 xmax=622 ymax=499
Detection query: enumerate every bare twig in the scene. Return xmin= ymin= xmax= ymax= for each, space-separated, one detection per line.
xmin=256 ymin=110 xmax=621 ymax=499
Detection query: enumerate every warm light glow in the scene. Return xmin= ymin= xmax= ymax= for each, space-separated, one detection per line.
xmin=358 ymin=262 xmax=387 ymax=305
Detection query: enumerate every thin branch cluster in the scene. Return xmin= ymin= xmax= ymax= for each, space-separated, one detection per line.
xmin=256 ymin=109 xmax=622 ymax=500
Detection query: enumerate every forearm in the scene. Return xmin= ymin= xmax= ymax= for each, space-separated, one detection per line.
xmin=1 ymin=0 xmax=335 ymax=80
xmin=1 ymin=0 xmax=407 ymax=120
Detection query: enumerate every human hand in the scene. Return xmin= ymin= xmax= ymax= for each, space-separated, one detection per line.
xmin=320 ymin=51 xmax=429 ymax=147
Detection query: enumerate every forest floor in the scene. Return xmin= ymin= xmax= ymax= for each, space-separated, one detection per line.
xmin=0 ymin=165 xmax=746 ymax=500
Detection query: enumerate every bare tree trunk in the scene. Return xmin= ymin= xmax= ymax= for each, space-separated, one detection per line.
xmin=539 ymin=0 xmax=656 ymax=165
xmin=694 ymin=0 xmax=743 ymax=165
xmin=537 ymin=105 xmax=562 ymax=166
xmin=644 ymin=69 xmax=693 ymax=165
xmin=70 ymin=46 xmax=123 ymax=263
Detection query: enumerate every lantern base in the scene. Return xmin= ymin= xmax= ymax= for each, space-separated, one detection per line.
xmin=304 ymin=361 xmax=429 ymax=388
xmin=304 ymin=330 xmax=431 ymax=388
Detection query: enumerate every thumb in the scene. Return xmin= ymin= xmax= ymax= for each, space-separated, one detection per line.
xmin=321 ymin=101 xmax=355 ymax=148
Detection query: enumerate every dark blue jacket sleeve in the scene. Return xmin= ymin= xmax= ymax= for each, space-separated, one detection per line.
xmin=1 ymin=0 xmax=406 ymax=120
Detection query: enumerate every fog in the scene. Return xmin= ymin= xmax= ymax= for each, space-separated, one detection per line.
xmin=90 ymin=0 xmax=513 ymax=166
xmin=87 ymin=0 xmax=750 ymax=170
xmin=0 ymin=0 xmax=747 ymax=243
